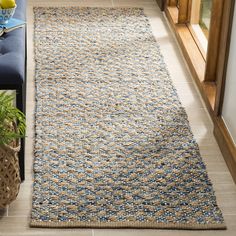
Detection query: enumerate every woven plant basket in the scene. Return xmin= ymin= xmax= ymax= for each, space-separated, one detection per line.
xmin=0 ymin=138 xmax=21 ymax=209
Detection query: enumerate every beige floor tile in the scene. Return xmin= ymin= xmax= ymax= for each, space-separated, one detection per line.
xmin=113 ymin=0 xmax=158 ymax=9
xmin=194 ymin=135 xmax=218 ymax=146
xmin=204 ymin=162 xmax=230 ymax=173
xmin=203 ymin=157 xmax=226 ymax=166
xmin=173 ymin=82 xmax=200 ymax=96
xmin=184 ymin=109 xmax=213 ymax=129
xmin=199 ymin=143 xmax=223 ymax=156
xmin=208 ymin=172 xmax=235 ymax=184
xmin=0 ymin=177 xmax=32 ymax=218
xmin=213 ymin=183 xmax=236 ymax=194
xmin=181 ymin=97 xmax=206 ymax=110
xmin=216 ymin=193 xmax=236 ymax=215
xmin=8 ymin=201 xmax=32 ymax=217
xmin=0 ymin=217 xmax=92 ymax=236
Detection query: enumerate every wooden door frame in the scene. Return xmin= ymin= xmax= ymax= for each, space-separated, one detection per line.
xmin=178 ymin=0 xmax=190 ymax=23
xmin=213 ymin=0 xmax=236 ymax=183
xmin=214 ymin=0 xmax=235 ymax=115
xmin=168 ymin=0 xmax=177 ymax=6
xmin=204 ymin=0 xmax=225 ymax=83
xmin=164 ymin=0 xmax=235 ymax=113
xmin=164 ymin=0 xmax=236 ymax=183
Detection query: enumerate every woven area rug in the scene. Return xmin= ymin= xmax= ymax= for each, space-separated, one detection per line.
xmin=31 ymin=7 xmax=226 ymax=229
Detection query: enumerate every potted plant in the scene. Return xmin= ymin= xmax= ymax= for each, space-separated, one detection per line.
xmin=0 ymin=91 xmax=26 ymax=208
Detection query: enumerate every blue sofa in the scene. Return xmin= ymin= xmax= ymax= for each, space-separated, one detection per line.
xmin=0 ymin=0 xmax=27 ymax=181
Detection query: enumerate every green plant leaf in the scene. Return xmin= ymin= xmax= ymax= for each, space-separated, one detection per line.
xmin=0 ymin=92 xmax=26 ymax=146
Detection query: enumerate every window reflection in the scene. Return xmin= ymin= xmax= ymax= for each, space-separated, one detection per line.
xmin=199 ymin=0 xmax=212 ymax=38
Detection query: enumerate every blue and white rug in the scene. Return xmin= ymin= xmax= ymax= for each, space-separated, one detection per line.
xmin=31 ymin=7 xmax=225 ymax=229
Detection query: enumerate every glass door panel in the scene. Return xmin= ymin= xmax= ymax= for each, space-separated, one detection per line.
xmin=190 ymin=0 xmax=213 ymax=53
xmin=199 ymin=0 xmax=213 ymax=38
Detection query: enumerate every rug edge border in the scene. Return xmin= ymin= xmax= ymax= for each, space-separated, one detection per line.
xmin=30 ymin=221 xmax=227 ymax=230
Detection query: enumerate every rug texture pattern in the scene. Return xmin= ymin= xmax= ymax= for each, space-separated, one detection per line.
xmin=31 ymin=7 xmax=225 ymax=229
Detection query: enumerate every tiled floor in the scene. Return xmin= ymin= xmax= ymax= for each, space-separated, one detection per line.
xmin=0 ymin=0 xmax=236 ymax=235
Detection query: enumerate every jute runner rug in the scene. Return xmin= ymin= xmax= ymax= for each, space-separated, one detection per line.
xmin=31 ymin=7 xmax=226 ymax=229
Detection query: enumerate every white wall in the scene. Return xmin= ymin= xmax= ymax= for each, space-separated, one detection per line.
xmin=222 ymin=2 xmax=236 ymax=145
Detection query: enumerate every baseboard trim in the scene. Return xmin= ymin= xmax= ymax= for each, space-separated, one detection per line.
xmin=214 ymin=117 xmax=236 ymax=183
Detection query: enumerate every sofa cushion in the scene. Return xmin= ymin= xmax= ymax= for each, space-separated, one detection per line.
xmin=0 ymin=0 xmax=26 ymax=86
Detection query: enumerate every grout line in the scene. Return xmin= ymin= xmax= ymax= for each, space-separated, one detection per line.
xmin=111 ymin=0 xmax=114 ymax=7
xmin=92 ymin=229 xmax=95 ymax=236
